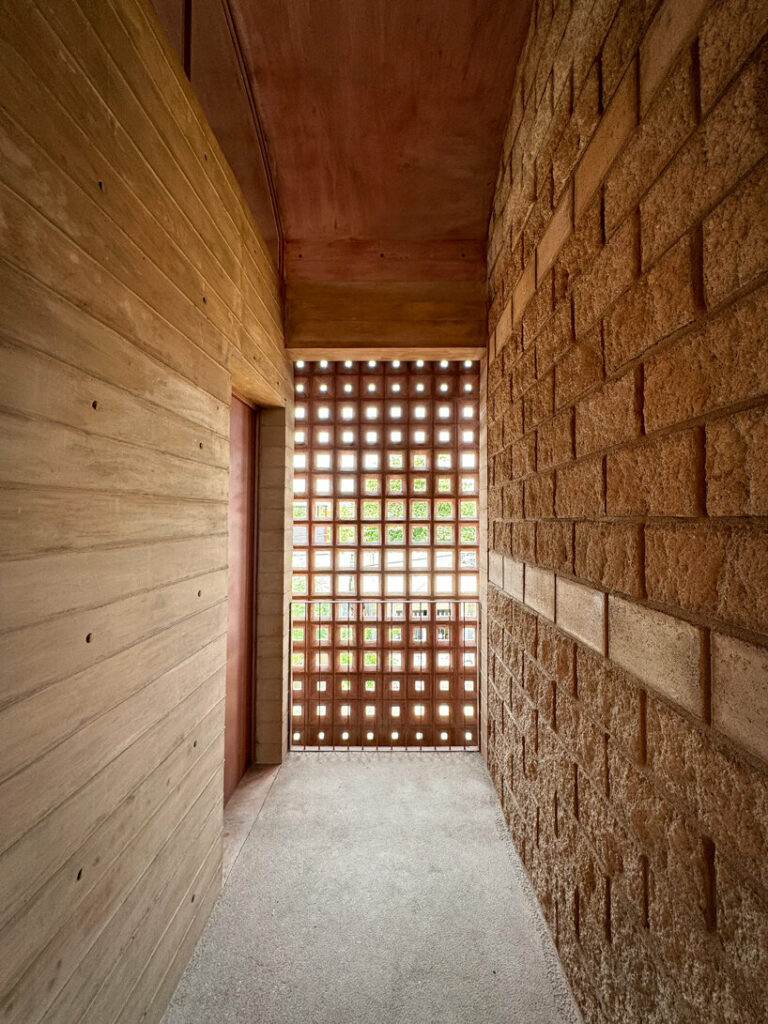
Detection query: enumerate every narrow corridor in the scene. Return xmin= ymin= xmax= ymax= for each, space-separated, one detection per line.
xmin=161 ymin=755 xmax=581 ymax=1024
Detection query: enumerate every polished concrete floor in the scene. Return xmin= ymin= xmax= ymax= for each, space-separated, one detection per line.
xmin=161 ymin=753 xmax=581 ymax=1024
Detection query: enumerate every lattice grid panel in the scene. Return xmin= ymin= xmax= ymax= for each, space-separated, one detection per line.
xmin=290 ymin=358 xmax=480 ymax=750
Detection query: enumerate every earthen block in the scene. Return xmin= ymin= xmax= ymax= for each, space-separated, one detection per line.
xmin=536 ymin=520 xmax=574 ymax=575
xmin=712 ymin=633 xmax=768 ymax=765
xmin=607 ymin=596 xmax=702 ymax=717
xmin=535 ymin=304 xmax=573 ymax=380
xmin=537 ymin=408 xmax=573 ymax=471
xmin=643 ymin=284 xmax=768 ymax=431
xmin=556 ymin=456 xmax=604 ymax=518
xmin=645 ymin=521 xmax=768 ymax=635
xmin=555 ymin=193 xmax=602 ymax=304
xmin=703 ymin=156 xmax=768 ymax=308
xmin=537 ymin=618 xmax=576 ymax=690
xmin=575 ymin=647 xmax=640 ymax=758
xmin=574 ymin=521 xmax=644 ymax=598
xmin=489 ymin=550 xmax=504 ymax=587
xmin=640 ymin=49 xmax=768 ymax=267
xmin=511 ymin=520 xmax=537 ymax=562
xmin=714 ymin=852 xmax=768 ymax=1017
xmin=502 ymin=480 xmax=525 ymax=520
xmin=523 ymin=373 xmax=554 ymax=429
xmin=556 ymin=578 xmax=607 ymax=655
xmin=525 ymin=564 xmax=556 ymax=620
xmin=524 ymin=472 xmax=555 ymax=519
xmin=606 ymin=430 xmax=703 ymax=516
xmin=537 ymin=189 xmax=573 ymax=283
xmin=603 ymin=235 xmax=695 ymax=374
xmin=706 ymin=404 xmax=768 ymax=516
xmin=644 ymin=694 xmax=768 ymax=897
xmin=575 ymin=370 xmax=641 ymax=457
xmin=511 ymin=434 xmax=537 ymax=479
xmin=503 ymin=556 xmax=524 ymax=601
xmin=513 ymin=261 xmax=536 ymax=328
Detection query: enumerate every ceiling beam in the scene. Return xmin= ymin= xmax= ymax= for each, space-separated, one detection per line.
xmin=285 ymin=280 xmax=486 ymax=357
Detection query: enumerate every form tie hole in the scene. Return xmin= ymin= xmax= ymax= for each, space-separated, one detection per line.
xmin=85 ymin=633 xmax=93 ymax=644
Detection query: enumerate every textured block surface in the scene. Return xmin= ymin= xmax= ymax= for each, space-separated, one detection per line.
xmin=485 ymin=2 xmax=768 ymax=1021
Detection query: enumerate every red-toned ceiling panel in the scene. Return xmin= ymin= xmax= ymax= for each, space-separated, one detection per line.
xmin=229 ymin=0 xmax=533 ymax=244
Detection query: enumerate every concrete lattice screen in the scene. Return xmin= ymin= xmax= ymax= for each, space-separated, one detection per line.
xmin=290 ymin=600 xmax=481 ymax=749
xmin=289 ymin=359 xmax=481 ymax=749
